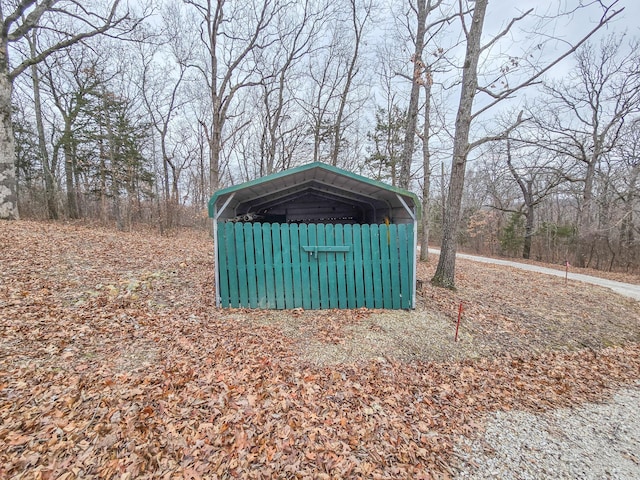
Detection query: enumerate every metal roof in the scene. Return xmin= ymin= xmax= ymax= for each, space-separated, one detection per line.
xmin=208 ymin=162 xmax=420 ymax=222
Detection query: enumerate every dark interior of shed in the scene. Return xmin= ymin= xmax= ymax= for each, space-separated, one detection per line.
xmin=228 ymin=189 xmax=389 ymax=225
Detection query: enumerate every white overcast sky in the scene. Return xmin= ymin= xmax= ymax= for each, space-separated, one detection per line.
xmin=483 ymin=0 xmax=639 ymax=48
xmin=468 ymin=0 xmax=638 ymax=112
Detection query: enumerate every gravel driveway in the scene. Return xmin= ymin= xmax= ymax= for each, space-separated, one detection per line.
xmin=424 ymin=249 xmax=640 ymax=478
xmin=453 ymin=382 xmax=640 ymax=479
xmin=428 ymin=248 xmax=640 ymax=301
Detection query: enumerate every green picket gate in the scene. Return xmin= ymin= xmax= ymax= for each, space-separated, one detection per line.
xmin=216 ymin=222 xmax=413 ymax=309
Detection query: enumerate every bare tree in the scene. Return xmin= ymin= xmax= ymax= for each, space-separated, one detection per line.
xmin=0 ymin=0 xmax=141 ymax=220
xmin=397 ymin=0 xmax=450 ymax=190
xmin=431 ymin=0 xmax=488 ymax=287
xmin=298 ymin=0 xmax=370 ymax=167
xmin=257 ymin=0 xmax=324 ymax=176
xmin=41 ymin=46 xmax=106 ymax=220
xmin=139 ymin=15 xmax=193 ymax=228
xmin=417 ymin=71 xmax=433 ymax=261
xmin=431 ymin=0 xmax=622 ymax=288
xmin=530 ymin=34 xmax=640 ymax=266
xmin=503 ymin=139 xmax=566 ymax=259
xmin=26 ymin=30 xmax=57 ymax=219
xmin=301 ymin=47 xmax=338 ymax=163
xmin=614 ymin=121 xmax=640 ymax=270
xmin=329 ymin=0 xmax=371 ymax=167
xmin=184 ymin=0 xmax=282 ymax=193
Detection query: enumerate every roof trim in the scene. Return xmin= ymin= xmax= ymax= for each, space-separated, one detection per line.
xmin=208 ymin=162 xmax=420 ymax=218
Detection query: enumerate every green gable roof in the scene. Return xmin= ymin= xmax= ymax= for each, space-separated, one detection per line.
xmin=208 ymin=162 xmax=420 ymax=222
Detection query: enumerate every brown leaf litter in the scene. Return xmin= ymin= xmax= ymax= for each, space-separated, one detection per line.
xmin=1 ymin=221 xmax=639 ymax=478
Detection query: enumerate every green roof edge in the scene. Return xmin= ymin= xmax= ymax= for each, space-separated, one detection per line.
xmin=208 ymin=162 xmax=421 ymax=219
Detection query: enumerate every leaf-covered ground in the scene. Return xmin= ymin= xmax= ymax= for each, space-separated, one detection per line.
xmin=1 ymin=221 xmax=639 ymax=479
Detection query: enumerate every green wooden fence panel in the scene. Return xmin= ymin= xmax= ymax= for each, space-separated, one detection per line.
xmin=315 ymin=224 xmax=328 ymax=308
xmin=343 ymin=225 xmax=356 ymax=308
xmin=351 ymin=225 xmax=364 ymax=308
xmin=410 ymin=224 xmax=414 ymax=307
xmin=235 ymin=223 xmax=249 ymax=307
xmin=308 ymin=224 xmax=321 ymax=309
xmin=281 ymin=224 xmax=295 ymax=309
xmin=334 ymin=225 xmax=347 ymax=308
xmin=224 ymin=222 xmax=239 ymax=307
xmin=298 ymin=224 xmax=312 ymax=309
xmin=324 ymin=224 xmax=337 ymax=308
xmin=217 ymin=222 xmax=230 ymax=307
xmin=389 ymin=224 xmax=401 ymax=309
xmin=369 ymin=225 xmax=383 ymax=308
xmin=271 ymin=223 xmax=285 ymax=309
xmin=243 ymin=223 xmax=258 ymax=308
xmin=401 ymin=226 xmax=410 ymax=308
xmin=224 ymin=223 xmax=236 ymax=307
xmin=289 ymin=224 xmax=302 ymax=308
xmin=262 ymin=223 xmax=275 ymax=308
xmin=217 ymin=221 xmax=413 ymax=310
xmin=361 ymin=225 xmax=374 ymax=308
xmin=253 ymin=223 xmax=267 ymax=308
xmin=379 ymin=224 xmax=392 ymax=308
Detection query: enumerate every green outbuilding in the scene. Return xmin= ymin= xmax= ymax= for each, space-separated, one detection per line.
xmin=208 ymin=162 xmax=419 ymax=310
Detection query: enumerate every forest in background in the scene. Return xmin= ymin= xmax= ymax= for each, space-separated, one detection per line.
xmin=2 ymin=0 xmax=639 ymax=275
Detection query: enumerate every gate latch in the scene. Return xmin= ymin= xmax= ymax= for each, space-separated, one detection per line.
xmin=302 ymin=245 xmax=351 ymax=257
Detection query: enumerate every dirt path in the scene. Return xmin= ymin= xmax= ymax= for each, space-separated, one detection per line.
xmin=428 ymin=248 xmax=640 ymax=301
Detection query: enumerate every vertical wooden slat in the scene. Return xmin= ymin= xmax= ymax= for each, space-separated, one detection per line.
xmin=389 ymin=224 xmax=401 ymax=309
xmin=334 ymin=224 xmax=348 ymax=308
xmin=262 ymin=223 xmax=276 ymax=308
xmin=253 ymin=223 xmax=267 ymax=308
xmin=362 ymin=225 xmax=375 ymax=308
xmin=317 ymin=224 xmax=329 ymax=309
xmin=225 ymin=222 xmax=240 ymax=308
xmin=407 ymin=223 xmax=417 ymax=308
xmin=379 ymin=223 xmax=392 ymax=308
xmin=299 ymin=224 xmax=312 ymax=309
xmin=235 ymin=223 xmax=249 ymax=307
xmin=370 ymin=224 xmax=383 ymax=308
xmin=281 ymin=224 xmax=295 ymax=309
xmin=325 ymin=224 xmax=338 ymax=308
xmin=272 ymin=223 xmax=285 ymax=309
xmin=343 ymin=224 xmax=356 ymax=308
xmin=244 ymin=223 xmax=258 ymax=308
xmin=352 ymin=224 xmax=365 ymax=308
xmin=398 ymin=224 xmax=411 ymax=309
xmin=308 ymin=224 xmax=321 ymax=309
xmin=289 ymin=224 xmax=302 ymax=308
xmin=217 ymin=222 xmax=230 ymax=307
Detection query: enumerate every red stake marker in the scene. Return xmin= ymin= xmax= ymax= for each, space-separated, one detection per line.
xmin=455 ymin=302 xmax=464 ymax=342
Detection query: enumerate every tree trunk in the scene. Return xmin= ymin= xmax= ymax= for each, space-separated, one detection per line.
xmin=63 ymin=119 xmax=79 ymax=219
xmin=73 ymin=153 xmax=82 ymax=217
xmin=523 ymin=203 xmax=534 ymax=259
xmin=505 ymin=140 xmax=536 ymax=260
xmin=420 ymin=75 xmax=432 ymax=262
xmin=399 ymin=0 xmax=428 ymax=190
xmin=0 ymin=67 xmax=17 ymax=219
xmin=29 ymin=33 xmax=59 ymax=220
xmin=209 ymin=122 xmax=221 ymax=193
xmin=575 ymin=151 xmax=597 ymax=266
xmin=432 ymin=0 xmax=487 ymax=289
